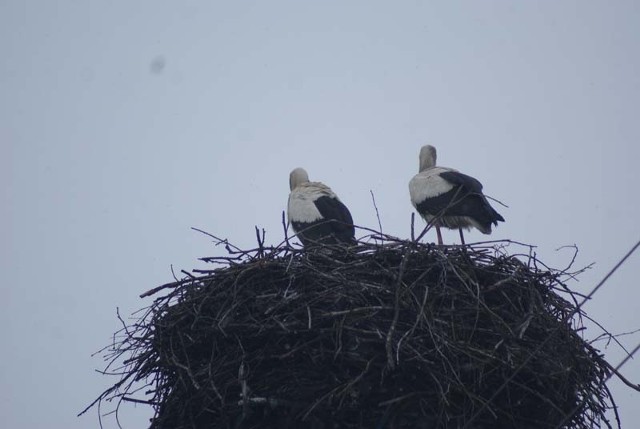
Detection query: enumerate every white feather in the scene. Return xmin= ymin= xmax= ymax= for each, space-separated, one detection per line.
xmin=409 ymin=167 xmax=457 ymax=207
xmin=288 ymin=182 xmax=338 ymax=224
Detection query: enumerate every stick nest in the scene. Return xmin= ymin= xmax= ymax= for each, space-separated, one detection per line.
xmin=87 ymin=237 xmax=618 ymax=429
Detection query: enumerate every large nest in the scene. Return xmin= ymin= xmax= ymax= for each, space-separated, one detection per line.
xmin=85 ymin=235 xmax=620 ymax=429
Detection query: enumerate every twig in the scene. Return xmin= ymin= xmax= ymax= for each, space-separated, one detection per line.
xmin=370 ymin=190 xmax=383 ymax=233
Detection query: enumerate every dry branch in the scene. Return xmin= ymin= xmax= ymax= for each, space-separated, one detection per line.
xmin=82 ymin=235 xmax=628 ymax=429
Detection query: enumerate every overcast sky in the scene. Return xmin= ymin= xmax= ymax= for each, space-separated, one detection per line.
xmin=2 ymin=1 xmax=639 ymax=428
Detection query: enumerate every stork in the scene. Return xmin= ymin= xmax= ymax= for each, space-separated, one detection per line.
xmin=409 ymin=145 xmax=504 ymax=245
xmin=287 ymin=168 xmax=355 ymax=247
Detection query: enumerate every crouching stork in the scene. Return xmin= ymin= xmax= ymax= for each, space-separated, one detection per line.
xmin=409 ymin=145 xmax=504 ymax=245
xmin=287 ymin=167 xmax=355 ymax=247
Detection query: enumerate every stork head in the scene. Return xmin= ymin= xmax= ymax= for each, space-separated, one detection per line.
xmin=289 ymin=167 xmax=310 ymax=191
xmin=419 ymin=145 xmax=437 ymax=172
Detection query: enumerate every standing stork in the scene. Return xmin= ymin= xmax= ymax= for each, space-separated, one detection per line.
xmin=287 ymin=167 xmax=355 ymax=247
xmin=409 ymin=145 xmax=504 ymax=245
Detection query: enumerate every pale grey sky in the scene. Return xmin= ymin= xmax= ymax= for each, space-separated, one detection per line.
xmin=2 ymin=1 xmax=639 ymax=428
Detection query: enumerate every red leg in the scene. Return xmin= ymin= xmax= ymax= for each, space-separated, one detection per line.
xmin=436 ymin=226 xmax=443 ymax=245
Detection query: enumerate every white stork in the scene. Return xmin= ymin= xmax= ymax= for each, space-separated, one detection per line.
xmin=409 ymin=145 xmax=504 ymax=245
xmin=287 ymin=168 xmax=355 ymax=247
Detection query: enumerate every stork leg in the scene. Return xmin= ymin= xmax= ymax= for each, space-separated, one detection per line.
xmin=436 ymin=226 xmax=443 ymax=245
xmin=458 ymin=228 xmax=466 ymax=246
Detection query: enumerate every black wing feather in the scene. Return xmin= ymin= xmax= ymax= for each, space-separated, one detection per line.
xmin=439 ymin=171 xmax=484 ymax=192
xmin=312 ymin=196 xmax=355 ymax=242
